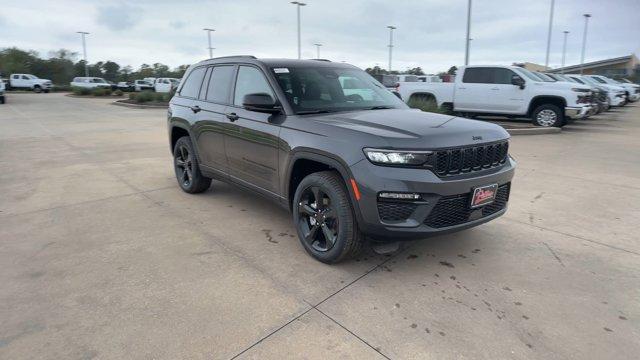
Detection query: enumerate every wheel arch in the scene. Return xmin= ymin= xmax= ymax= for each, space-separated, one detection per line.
xmin=527 ymin=95 xmax=567 ymax=116
xmin=284 ymin=150 xmax=362 ymax=219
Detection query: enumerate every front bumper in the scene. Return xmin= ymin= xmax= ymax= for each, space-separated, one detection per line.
xmin=349 ymin=157 xmax=516 ymax=240
xmin=610 ymin=95 xmax=626 ymax=106
xmin=627 ymin=93 xmax=640 ymax=102
xmin=565 ymin=105 xmax=591 ymax=119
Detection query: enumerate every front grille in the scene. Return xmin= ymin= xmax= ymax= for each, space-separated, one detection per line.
xmin=424 ymin=183 xmax=510 ymax=228
xmin=431 ymin=141 xmax=508 ymax=177
xmin=377 ymin=202 xmax=418 ymax=222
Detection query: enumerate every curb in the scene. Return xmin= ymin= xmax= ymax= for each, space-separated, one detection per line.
xmin=111 ymin=100 xmax=168 ymax=109
xmin=65 ymin=94 xmax=123 ymax=99
xmin=505 ymin=127 xmax=561 ymax=135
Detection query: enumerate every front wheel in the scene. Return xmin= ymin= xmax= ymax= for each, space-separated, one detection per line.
xmin=173 ymin=136 xmax=211 ymax=193
xmin=33 ymin=86 xmax=42 ymax=93
xmin=293 ymin=171 xmax=364 ymax=263
xmin=531 ymin=104 xmax=563 ymax=127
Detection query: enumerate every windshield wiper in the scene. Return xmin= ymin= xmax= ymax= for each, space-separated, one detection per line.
xmin=296 ymin=109 xmax=333 ymax=115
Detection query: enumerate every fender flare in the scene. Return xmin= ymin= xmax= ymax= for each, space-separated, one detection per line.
xmin=284 ymin=148 xmax=364 ymax=222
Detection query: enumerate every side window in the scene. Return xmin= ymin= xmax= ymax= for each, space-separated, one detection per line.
xmin=494 ymin=68 xmax=516 ymax=84
xmin=234 ymin=66 xmax=274 ymax=105
xmin=179 ymin=67 xmax=207 ymax=98
xmin=462 ymin=68 xmax=493 ymax=84
xmin=199 ymin=68 xmax=212 ymax=99
xmin=22 ymin=75 xmax=29 ymax=80
xmin=13 ymin=75 xmax=19 ymax=79
xmin=206 ymin=66 xmax=235 ymax=103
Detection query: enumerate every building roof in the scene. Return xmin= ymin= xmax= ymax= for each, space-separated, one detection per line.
xmin=548 ymin=55 xmax=635 ymax=73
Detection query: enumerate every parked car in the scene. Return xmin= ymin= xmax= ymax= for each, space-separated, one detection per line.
xmin=395 ymin=65 xmax=592 ymax=127
xmin=154 ymin=78 xmax=180 ymax=93
xmin=0 ymin=79 xmax=5 ymax=104
xmin=117 ymin=81 xmax=135 ymax=92
xmin=588 ymin=75 xmax=639 ymax=102
xmin=564 ymin=74 xmax=611 ymax=112
xmin=579 ymin=75 xmax=628 ymax=107
xmin=134 ymin=80 xmax=154 ymax=92
xmin=8 ymin=73 xmax=52 ymax=93
xmin=70 ymin=77 xmax=112 ymax=89
xmin=167 ymin=56 xmax=515 ymax=263
xmin=544 ymin=73 xmax=602 ymax=115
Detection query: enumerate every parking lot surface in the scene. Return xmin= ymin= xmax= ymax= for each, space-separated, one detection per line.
xmin=1 ymin=93 xmax=639 ymax=359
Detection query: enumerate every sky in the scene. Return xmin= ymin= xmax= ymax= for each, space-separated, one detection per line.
xmin=1 ymin=0 xmax=639 ymax=73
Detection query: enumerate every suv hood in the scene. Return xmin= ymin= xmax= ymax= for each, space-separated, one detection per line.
xmin=307 ymin=109 xmax=510 ymax=149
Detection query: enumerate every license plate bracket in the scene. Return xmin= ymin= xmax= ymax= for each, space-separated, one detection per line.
xmin=470 ymin=184 xmax=498 ymax=208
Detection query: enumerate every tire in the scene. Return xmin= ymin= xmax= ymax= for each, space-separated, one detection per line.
xmin=293 ymin=171 xmax=364 ymax=263
xmin=44 ymin=89 xmax=50 ymax=93
xmin=531 ymin=104 xmax=563 ymax=127
xmin=0 ymin=96 xmax=5 ymax=104
xmin=173 ymin=136 xmax=211 ymax=194
xmin=33 ymin=85 xmax=42 ymax=93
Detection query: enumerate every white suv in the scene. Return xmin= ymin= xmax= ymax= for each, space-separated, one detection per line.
xmin=8 ymin=74 xmax=53 ymax=93
xmin=70 ymin=77 xmax=113 ymax=89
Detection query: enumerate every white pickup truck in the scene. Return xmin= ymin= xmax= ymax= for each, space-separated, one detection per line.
xmin=8 ymin=74 xmax=53 ymax=93
xmin=0 ymin=79 xmax=5 ymax=104
xmin=396 ymin=65 xmax=593 ymax=127
xmin=587 ymin=75 xmax=639 ymax=103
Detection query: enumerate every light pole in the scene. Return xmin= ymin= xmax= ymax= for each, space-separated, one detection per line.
xmin=561 ymin=31 xmax=569 ymax=73
xmin=313 ymin=43 xmax=322 ymax=59
xmin=580 ymin=14 xmax=591 ymax=75
xmin=464 ymin=0 xmax=472 ymax=65
xmin=203 ymin=28 xmax=215 ymax=58
xmin=387 ymin=25 xmax=396 ymax=72
xmin=291 ymin=2 xmax=307 ymax=59
xmin=544 ymin=0 xmax=555 ymax=68
xmin=76 ymin=31 xmax=89 ymax=77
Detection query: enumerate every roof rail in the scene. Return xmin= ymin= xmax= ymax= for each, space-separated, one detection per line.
xmin=311 ymin=59 xmax=331 ymax=62
xmin=209 ymin=55 xmax=257 ymax=60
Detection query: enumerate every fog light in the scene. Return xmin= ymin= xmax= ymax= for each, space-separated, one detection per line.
xmin=378 ymin=192 xmax=421 ymax=200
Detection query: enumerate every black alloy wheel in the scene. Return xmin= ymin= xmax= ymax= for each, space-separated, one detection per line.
xmin=175 ymin=144 xmax=193 ymax=188
xmin=173 ymin=136 xmax=211 ymax=193
xmin=297 ymin=186 xmax=339 ymax=252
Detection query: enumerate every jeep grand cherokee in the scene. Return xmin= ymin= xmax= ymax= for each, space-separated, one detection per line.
xmin=168 ymin=56 xmax=516 ymax=263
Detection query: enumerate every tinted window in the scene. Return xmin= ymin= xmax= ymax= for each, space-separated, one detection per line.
xmin=180 ymin=67 xmax=207 ymax=98
xmin=494 ymin=68 xmax=517 ymax=84
xmin=206 ymin=66 xmax=235 ymax=103
xmin=199 ymin=68 xmax=212 ymax=99
xmin=462 ymin=68 xmax=494 ymax=83
xmin=234 ymin=66 xmax=274 ymax=105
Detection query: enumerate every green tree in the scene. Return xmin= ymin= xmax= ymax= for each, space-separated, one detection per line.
xmin=102 ymin=61 xmax=120 ymax=81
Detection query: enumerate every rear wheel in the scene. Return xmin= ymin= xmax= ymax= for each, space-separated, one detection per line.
xmin=293 ymin=171 xmax=363 ymax=263
xmin=531 ymin=104 xmax=563 ymax=127
xmin=173 ymin=136 xmax=211 ymax=193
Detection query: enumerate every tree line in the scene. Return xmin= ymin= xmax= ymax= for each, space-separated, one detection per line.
xmin=0 ymin=47 xmax=189 ymax=85
xmin=364 ymin=65 xmax=457 ymax=77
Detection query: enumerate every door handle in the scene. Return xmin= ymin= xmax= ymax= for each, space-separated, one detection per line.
xmin=190 ymin=105 xmax=201 ymax=113
xmin=226 ymin=113 xmax=239 ymax=122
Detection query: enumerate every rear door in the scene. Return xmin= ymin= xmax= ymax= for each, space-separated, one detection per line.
xmin=194 ymin=65 xmax=236 ymax=175
xmin=455 ymin=67 xmax=490 ymax=112
xmin=225 ymin=65 xmax=281 ymax=195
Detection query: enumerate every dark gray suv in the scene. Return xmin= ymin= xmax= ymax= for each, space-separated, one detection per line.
xmin=168 ymin=56 xmax=515 ymax=263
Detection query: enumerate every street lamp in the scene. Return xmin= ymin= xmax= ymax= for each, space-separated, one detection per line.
xmin=291 ymin=2 xmax=307 ymax=59
xmin=561 ymin=31 xmax=569 ymax=73
xmin=203 ymin=28 xmax=215 ymax=58
xmin=464 ymin=0 xmax=472 ymax=65
xmin=580 ymin=14 xmax=591 ymax=75
xmin=387 ymin=25 xmax=396 ymax=72
xmin=313 ymin=43 xmax=322 ymax=59
xmin=76 ymin=31 xmax=89 ymax=77
xmin=544 ymin=0 xmax=555 ymax=68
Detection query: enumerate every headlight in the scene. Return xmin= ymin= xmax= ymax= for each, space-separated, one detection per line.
xmin=363 ymin=148 xmax=432 ymax=166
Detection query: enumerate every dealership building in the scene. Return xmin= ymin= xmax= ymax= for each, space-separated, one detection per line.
xmin=548 ymin=54 xmax=639 ymax=78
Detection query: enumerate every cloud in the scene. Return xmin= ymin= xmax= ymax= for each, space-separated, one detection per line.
xmin=96 ymin=5 xmax=141 ymax=31
xmin=169 ymin=21 xmax=186 ymax=30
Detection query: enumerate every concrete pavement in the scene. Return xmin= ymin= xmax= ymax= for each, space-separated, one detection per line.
xmin=1 ymin=93 xmax=638 ymax=359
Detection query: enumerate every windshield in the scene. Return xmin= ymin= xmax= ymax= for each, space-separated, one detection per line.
xmin=556 ymin=74 xmax=576 ymax=83
xmin=534 ymin=72 xmax=556 ymax=82
xmin=270 ymin=66 xmax=407 ymax=114
xmin=568 ymin=76 xmax=585 ymax=85
xmin=591 ymin=76 xmax=607 ymax=84
xmin=514 ymin=68 xmax=541 ymax=82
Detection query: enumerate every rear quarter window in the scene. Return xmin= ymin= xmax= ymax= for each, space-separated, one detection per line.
xmin=179 ymin=67 xmax=207 ymax=98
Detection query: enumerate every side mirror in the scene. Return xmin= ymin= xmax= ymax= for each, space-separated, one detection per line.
xmin=511 ymin=75 xmax=525 ymax=89
xmin=242 ymin=93 xmax=281 ymax=113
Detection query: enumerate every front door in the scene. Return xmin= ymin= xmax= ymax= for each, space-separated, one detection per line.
xmin=225 ymin=65 xmax=281 ymax=195
xmin=485 ymin=68 xmax=526 ymax=113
